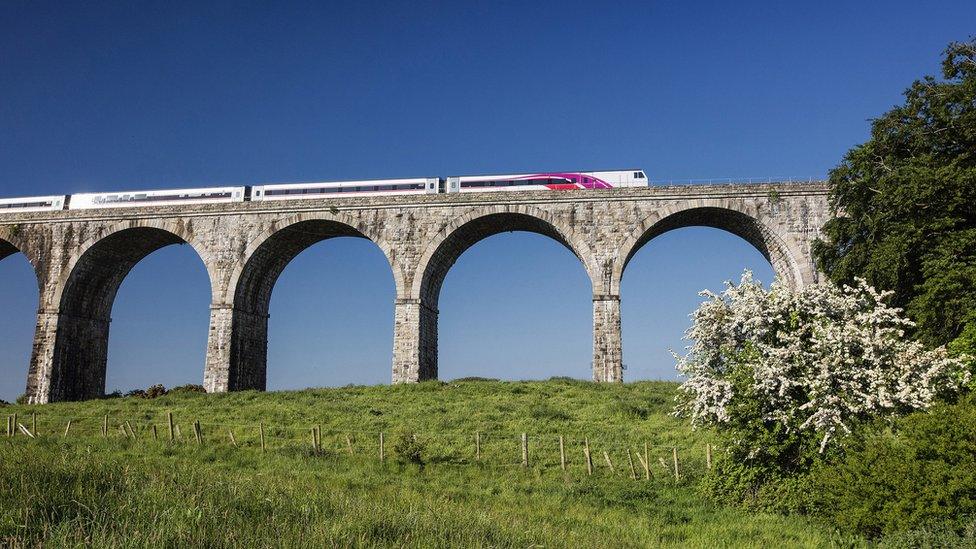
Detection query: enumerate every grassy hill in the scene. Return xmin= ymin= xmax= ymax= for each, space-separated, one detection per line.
xmin=0 ymin=379 xmax=859 ymax=547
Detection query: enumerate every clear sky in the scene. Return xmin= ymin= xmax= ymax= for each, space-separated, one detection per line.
xmin=0 ymin=2 xmax=973 ymax=400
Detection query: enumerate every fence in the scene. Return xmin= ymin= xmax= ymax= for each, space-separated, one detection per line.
xmin=4 ymin=410 xmax=718 ymax=482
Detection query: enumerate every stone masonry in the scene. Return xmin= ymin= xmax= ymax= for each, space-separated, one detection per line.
xmin=0 ymin=183 xmax=830 ymax=403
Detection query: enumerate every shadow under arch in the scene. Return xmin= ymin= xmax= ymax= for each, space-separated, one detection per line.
xmin=0 ymin=239 xmax=17 ymax=262
xmin=617 ymin=206 xmax=804 ymax=290
xmin=408 ymin=208 xmax=593 ymax=380
xmin=226 ymin=217 xmax=397 ymax=391
xmin=49 ymin=224 xmax=211 ymax=402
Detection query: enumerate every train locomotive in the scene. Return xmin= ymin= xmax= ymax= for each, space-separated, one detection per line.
xmin=0 ymin=169 xmax=648 ymax=212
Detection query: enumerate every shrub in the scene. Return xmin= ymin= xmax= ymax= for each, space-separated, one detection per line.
xmin=169 ymin=384 xmax=206 ymax=395
xmin=809 ymin=397 xmax=976 ymax=538
xmin=674 ymin=271 xmax=970 ymax=505
xmin=125 ymin=389 xmax=146 ymax=398
xmin=452 ymin=377 xmax=499 ymax=382
xmin=0 ymin=399 xmax=9 ymax=407
xmin=144 ymin=384 xmax=167 ymax=399
xmin=392 ymin=432 xmax=425 ymax=465
xmin=15 ymin=394 xmax=28 ymax=405
xmin=675 ymin=271 xmax=969 ymax=452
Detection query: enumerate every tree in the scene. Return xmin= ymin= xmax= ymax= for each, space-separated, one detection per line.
xmin=674 ymin=272 xmax=968 ymax=455
xmin=812 ymin=39 xmax=976 ymax=351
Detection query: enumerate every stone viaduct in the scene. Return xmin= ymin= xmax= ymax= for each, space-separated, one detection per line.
xmin=0 ymin=183 xmax=830 ymax=403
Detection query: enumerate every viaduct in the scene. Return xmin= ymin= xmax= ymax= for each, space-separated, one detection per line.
xmin=0 ymin=182 xmax=830 ymax=403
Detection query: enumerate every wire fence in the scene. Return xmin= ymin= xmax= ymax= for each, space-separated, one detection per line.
xmin=4 ymin=410 xmax=719 ymax=481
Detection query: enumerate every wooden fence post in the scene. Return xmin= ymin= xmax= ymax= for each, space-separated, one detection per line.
xmin=152 ymin=424 xmax=158 ymax=440
xmin=31 ymin=412 xmax=36 ymax=437
xmin=521 ymin=433 xmax=528 ymax=468
xmin=627 ymin=448 xmax=637 ymax=480
xmin=584 ymin=438 xmax=593 ymax=475
xmin=345 ymin=434 xmax=354 ymax=455
xmin=229 ymin=430 xmax=237 ymax=447
xmin=7 ymin=415 xmax=12 ymax=437
xmin=102 ymin=415 xmax=108 ymax=438
xmin=193 ymin=420 xmax=202 ymax=444
xmin=636 ymin=446 xmax=650 ymax=480
xmin=167 ymin=412 xmax=174 ymax=441
xmin=672 ymin=447 xmax=680 ymax=481
xmin=259 ymin=423 xmax=266 ymax=452
xmin=559 ymin=435 xmax=566 ymax=471
xmin=603 ymin=451 xmax=615 ymax=473
xmin=17 ymin=423 xmax=35 ymax=438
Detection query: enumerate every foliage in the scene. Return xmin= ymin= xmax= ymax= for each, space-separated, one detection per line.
xmin=813 ymin=39 xmax=976 ymax=351
xmin=126 ymin=388 xmax=147 ymax=398
xmin=169 ymin=383 xmax=206 ymax=394
xmin=145 ymin=384 xmax=168 ymax=399
xmin=878 ymin=522 xmax=976 ymax=549
xmin=808 ymin=396 xmax=976 ymax=539
xmin=14 ymin=394 xmax=27 ymax=405
xmin=674 ymin=271 xmax=969 ymax=453
xmin=0 ymin=381 xmax=855 ymax=547
xmin=392 ymin=431 xmax=425 ymax=465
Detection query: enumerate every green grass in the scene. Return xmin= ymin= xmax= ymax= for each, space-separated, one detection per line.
xmin=0 ymin=380 xmax=860 ymax=547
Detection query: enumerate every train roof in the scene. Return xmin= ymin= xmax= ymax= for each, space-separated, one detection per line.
xmin=70 ymin=185 xmax=244 ymax=196
xmin=254 ymin=176 xmax=434 ymax=187
xmin=447 ymin=168 xmax=645 ymax=177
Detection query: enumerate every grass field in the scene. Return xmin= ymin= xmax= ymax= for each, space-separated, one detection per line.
xmin=0 ymin=379 xmax=862 ymax=547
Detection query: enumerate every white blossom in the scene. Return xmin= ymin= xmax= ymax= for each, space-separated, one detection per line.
xmin=673 ymin=271 xmax=970 ymax=452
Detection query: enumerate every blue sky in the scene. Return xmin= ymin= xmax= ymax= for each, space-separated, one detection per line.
xmin=0 ymin=1 xmax=973 ymax=400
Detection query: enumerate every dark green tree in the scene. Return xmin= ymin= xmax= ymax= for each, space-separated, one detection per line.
xmin=813 ymin=39 xmax=976 ymax=351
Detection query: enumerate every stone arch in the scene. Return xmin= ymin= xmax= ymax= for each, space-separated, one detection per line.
xmin=412 ymin=205 xmax=597 ymax=305
xmin=614 ymin=201 xmax=806 ymax=294
xmin=0 ymin=230 xmax=42 ymax=292
xmin=48 ymin=220 xmax=211 ymax=401
xmin=219 ymin=213 xmax=398 ymax=391
xmin=398 ymin=205 xmax=594 ymax=382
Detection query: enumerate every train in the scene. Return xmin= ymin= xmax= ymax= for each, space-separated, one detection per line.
xmin=0 ymin=170 xmax=648 ymax=212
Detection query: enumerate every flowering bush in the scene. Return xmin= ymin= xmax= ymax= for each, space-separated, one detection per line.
xmin=674 ymin=271 xmax=970 ymax=453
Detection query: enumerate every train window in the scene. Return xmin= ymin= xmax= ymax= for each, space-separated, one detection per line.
xmin=634 ymin=172 xmax=645 ymax=179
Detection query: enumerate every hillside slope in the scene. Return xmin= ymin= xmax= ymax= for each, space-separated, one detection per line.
xmin=0 ymin=380 xmax=859 ymax=547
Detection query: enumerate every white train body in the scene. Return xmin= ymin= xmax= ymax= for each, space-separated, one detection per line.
xmin=69 ymin=186 xmax=246 ymax=209
xmin=0 ymin=169 xmax=649 ymax=212
xmin=0 ymin=195 xmax=67 ymax=212
xmin=252 ymin=178 xmax=438 ymax=201
xmin=445 ymin=169 xmax=647 ymax=193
